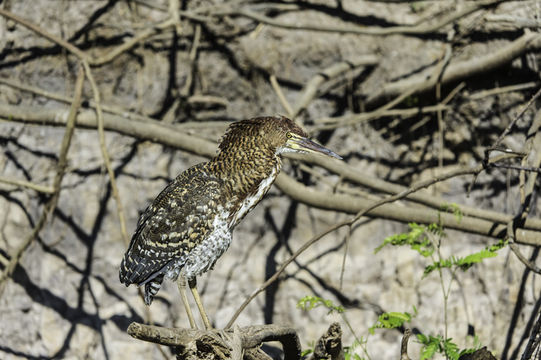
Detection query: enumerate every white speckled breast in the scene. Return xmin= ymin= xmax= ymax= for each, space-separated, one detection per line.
xmin=230 ymin=166 xmax=278 ymax=227
xmin=164 ymin=167 xmax=278 ymax=281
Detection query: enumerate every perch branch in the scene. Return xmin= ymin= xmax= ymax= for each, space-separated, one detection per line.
xmin=127 ymin=322 xmax=301 ymax=360
xmin=308 ymin=322 xmax=344 ymax=360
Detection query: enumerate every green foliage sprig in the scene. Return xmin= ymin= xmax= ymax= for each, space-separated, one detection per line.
xmin=417 ymin=334 xmax=479 ymax=360
xmin=369 ymin=307 xmax=417 ymax=334
xmin=297 ymin=295 xmax=345 ymax=314
xmin=423 ymin=239 xmax=508 ymax=276
xmin=374 ymin=222 xmax=438 ymax=257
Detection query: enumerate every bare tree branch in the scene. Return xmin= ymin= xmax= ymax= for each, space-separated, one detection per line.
xmin=127 ymin=322 xmax=301 ymax=360
xmin=363 ymin=32 xmax=541 ymax=108
xmin=3 ymin=103 xmax=541 ymax=246
xmin=209 ymin=0 xmax=503 ymax=36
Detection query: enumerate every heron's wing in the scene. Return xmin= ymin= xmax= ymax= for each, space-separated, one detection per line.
xmin=119 ymin=162 xmax=223 ymax=285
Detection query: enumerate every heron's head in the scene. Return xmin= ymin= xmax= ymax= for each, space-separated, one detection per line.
xmin=219 ymin=116 xmax=341 ymax=160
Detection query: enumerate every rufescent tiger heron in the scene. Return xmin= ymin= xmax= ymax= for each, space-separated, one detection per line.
xmin=119 ymin=116 xmax=341 ymax=329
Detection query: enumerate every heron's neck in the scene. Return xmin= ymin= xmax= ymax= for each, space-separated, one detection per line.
xmin=211 ymin=148 xmax=281 ymax=215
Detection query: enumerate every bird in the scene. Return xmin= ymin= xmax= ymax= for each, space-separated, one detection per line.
xmin=119 ymin=115 xmax=341 ymax=329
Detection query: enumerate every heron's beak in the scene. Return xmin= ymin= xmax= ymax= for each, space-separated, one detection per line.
xmin=288 ymin=135 xmax=342 ymax=160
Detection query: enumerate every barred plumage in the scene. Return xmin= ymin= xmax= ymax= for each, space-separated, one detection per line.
xmin=119 ymin=116 xmax=341 ymax=312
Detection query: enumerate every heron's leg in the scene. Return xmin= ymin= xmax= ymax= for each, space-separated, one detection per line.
xmin=177 ymin=276 xmax=196 ymax=329
xmin=188 ymin=277 xmax=211 ymax=329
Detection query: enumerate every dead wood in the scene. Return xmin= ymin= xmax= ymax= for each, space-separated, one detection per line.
xmin=307 ymin=322 xmax=344 ymax=360
xmin=458 ymin=347 xmax=497 ymax=360
xmin=127 ymin=322 xmax=301 ymax=360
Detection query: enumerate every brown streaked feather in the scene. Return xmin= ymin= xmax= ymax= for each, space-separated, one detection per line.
xmin=119 ymin=162 xmax=224 ymax=286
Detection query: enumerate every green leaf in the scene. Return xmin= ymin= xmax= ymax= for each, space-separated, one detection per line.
xmin=442 ymin=338 xmax=461 ymax=360
xmin=297 ymin=295 xmax=344 ymax=314
xmin=375 ymin=223 xmax=434 ymax=257
xmin=424 ymin=239 xmax=507 ymax=276
xmin=369 ymin=309 xmax=416 ymax=334
xmin=440 ymin=203 xmax=463 ymax=223
xmin=301 ymin=349 xmax=313 ymax=357
xmin=416 ymin=333 xmax=480 ymax=360
xmin=344 ymin=339 xmax=365 ymax=360
xmin=420 ymin=341 xmax=438 ymax=360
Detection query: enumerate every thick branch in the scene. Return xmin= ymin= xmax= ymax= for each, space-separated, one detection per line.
xmin=364 ymin=32 xmax=541 ymax=108
xmin=288 ymin=153 xmax=541 ymax=232
xmin=275 ymin=170 xmax=541 ymax=246
xmin=2 ymin=103 xmax=540 ymax=246
xmin=291 ymin=56 xmax=378 ymax=119
xmin=127 ymin=322 xmax=301 ymax=360
xmin=209 ymin=0 xmax=502 ymax=36
xmin=308 ymin=322 xmax=344 ymax=360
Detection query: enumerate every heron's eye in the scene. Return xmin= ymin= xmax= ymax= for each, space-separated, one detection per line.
xmin=286 ymin=132 xmax=293 ymax=139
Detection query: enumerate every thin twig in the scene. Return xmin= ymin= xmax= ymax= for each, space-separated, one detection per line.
xmin=382 ymin=82 xmax=465 ymax=142
xmin=339 ymin=225 xmax=351 ymax=290
xmin=270 ymin=75 xmax=293 ymax=117
xmin=0 ymin=66 xmax=85 ymax=293
xmin=0 ymin=176 xmax=54 ymax=194
xmin=180 ymin=24 xmax=202 ymax=97
xmin=0 ymin=76 xmax=156 ymax=123
xmin=83 ymin=62 xmax=130 ymax=245
xmin=509 ymin=243 xmax=541 ymax=274
xmin=0 ymin=8 xmax=87 ymax=59
xmin=490 ymin=86 xmax=541 ymax=152
xmin=317 ymin=46 xmax=459 ymax=130
xmin=224 ymin=155 xmax=535 ymax=328
xmin=314 ymin=104 xmax=451 ymax=130
xmin=521 ymin=307 xmax=541 ymax=360
xmin=506 ymin=109 xmax=541 ymax=274
xmin=290 ymin=57 xmax=378 ymax=119
xmin=471 ymin=85 xmax=541 ymax=192
xmin=468 ymin=81 xmax=539 ymax=100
